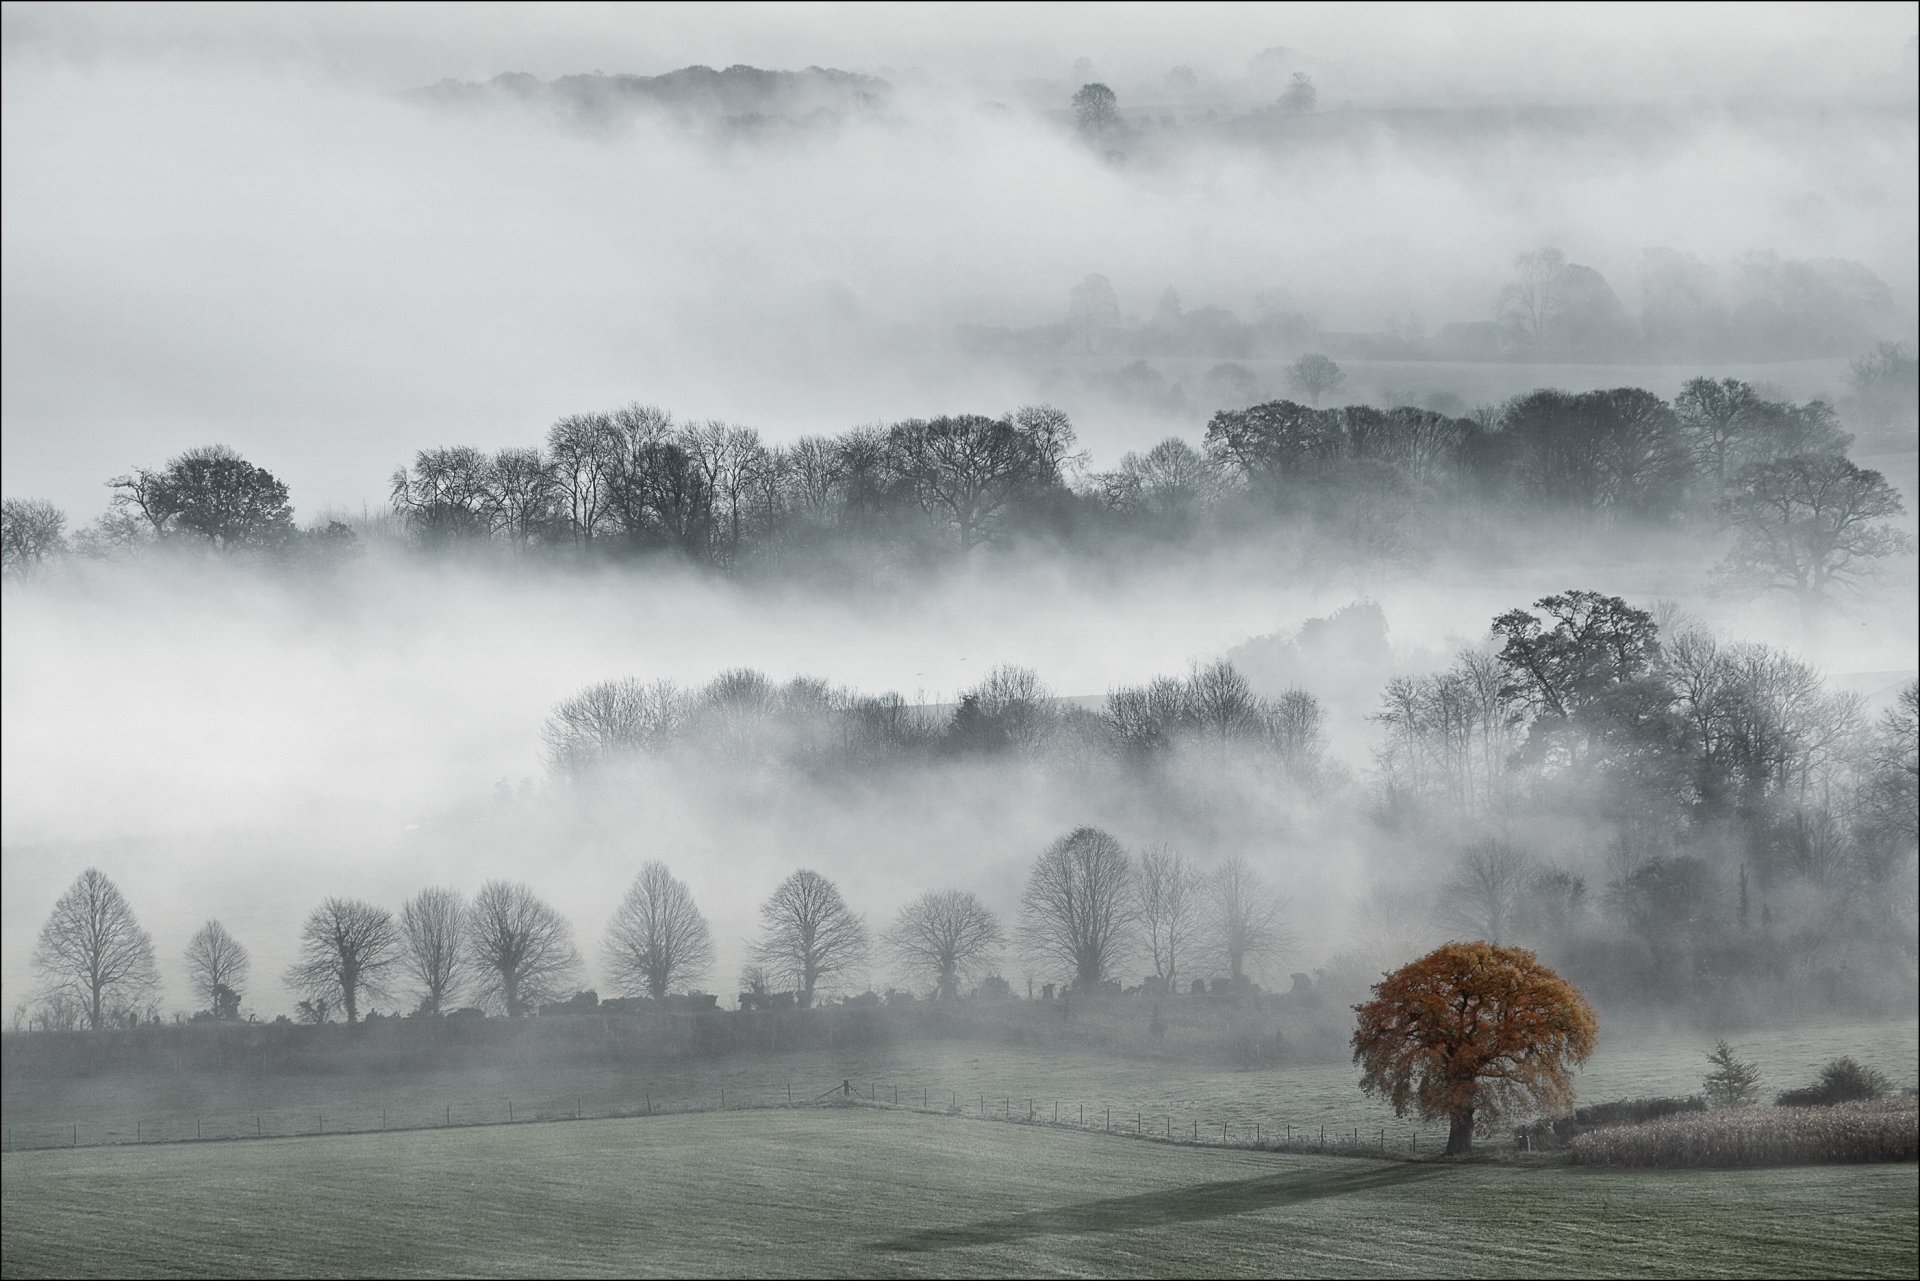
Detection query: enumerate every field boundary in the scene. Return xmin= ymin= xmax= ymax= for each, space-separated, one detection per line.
xmin=1 ymin=1075 xmax=1444 ymax=1162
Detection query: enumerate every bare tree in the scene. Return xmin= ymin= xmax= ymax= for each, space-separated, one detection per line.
xmin=752 ymin=870 xmax=869 ymax=1007
xmin=34 ymin=868 xmax=159 ymax=1030
xmin=400 ymin=887 xmax=468 ymax=1016
xmin=882 ymin=890 xmax=1005 ymax=999
xmin=182 ymin=920 xmax=250 ymax=1018
xmin=605 ymin=862 xmax=716 ymax=999
xmin=1 ymin=498 xmax=67 ymax=578
xmin=542 ymin=677 xmax=689 ymax=776
xmin=1439 ymin=840 xmax=1536 ymax=943
xmin=1716 ymin=454 xmax=1911 ymax=618
xmin=1137 ymin=846 xmax=1200 ymax=988
xmin=1500 ymin=247 xmax=1568 ymax=342
xmin=1020 ymin=826 xmax=1137 ymax=989
xmin=1282 ymin=353 xmax=1345 ymax=407
xmin=1205 ymin=855 xmax=1290 ymax=985
xmin=466 ymin=880 xmax=583 ymax=1017
xmin=285 ymin=898 xmax=400 ymax=1025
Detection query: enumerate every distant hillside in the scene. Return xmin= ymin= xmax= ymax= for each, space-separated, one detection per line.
xmin=409 ymin=64 xmax=891 ymax=130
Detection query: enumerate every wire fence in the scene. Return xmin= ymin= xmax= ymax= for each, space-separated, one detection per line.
xmin=1 ymin=1076 xmax=1449 ymax=1157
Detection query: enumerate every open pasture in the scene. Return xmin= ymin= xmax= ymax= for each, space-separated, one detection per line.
xmin=4 ymin=1106 xmax=1916 ymax=1279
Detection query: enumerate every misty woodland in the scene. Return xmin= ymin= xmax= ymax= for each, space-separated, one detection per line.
xmin=2 ymin=6 xmax=1916 ymax=1281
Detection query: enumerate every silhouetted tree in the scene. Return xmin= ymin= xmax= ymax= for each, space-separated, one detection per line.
xmin=882 ymin=890 xmax=1004 ymax=999
xmin=400 ymin=886 xmax=468 ymax=1016
xmin=752 ymin=870 xmax=868 ymax=1007
xmin=1138 ymin=846 xmax=1200 ymax=988
xmin=466 ymin=880 xmax=582 ymax=1017
xmin=182 ymin=920 xmax=250 ymax=1019
xmin=1716 ymin=454 xmax=1910 ymax=616
xmin=1204 ymin=855 xmax=1289 ymax=984
xmin=34 ymin=869 xmax=159 ymax=1030
xmin=285 ymin=898 xmax=400 ymax=1025
xmin=1071 ymin=82 xmax=1119 ymax=136
xmin=1 ymin=498 xmax=67 ymax=578
xmin=1020 ymin=826 xmax=1137 ymax=988
xmin=605 ymin=862 xmax=715 ymax=999
xmin=1282 ymin=353 xmax=1344 ymax=406
xmin=113 ymin=445 xmax=294 ymax=549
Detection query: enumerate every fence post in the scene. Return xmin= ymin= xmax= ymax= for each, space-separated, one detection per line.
xmin=319 ymin=1114 xmax=324 ymax=1134
xmin=646 ymin=1093 xmax=652 ymax=1115
xmin=446 ymin=1105 xmax=451 ymax=1126
xmin=895 ymin=1086 xmax=899 ymax=1105
xmin=1256 ymin=1122 xmax=1261 ymax=1145
xmin=73 ymin=1123 xmax=77 ymax=1147
xmin=1223 ymin=1121 xmax=1228 ymax=1142
xmin=383 ymin=1107 xmax=389 ymax=1129
xmin=1193 ymin=1120 xmax=1197 ymax=1140
xmin=979 ymin=1095 xmax=984 ymax=1117
xmin=1165 ymin=1116 xmax=1170 ymax=1139
xmin=923 ymin=1088 xmax=928 ymax=1110
xmin=1054 ymin=1101 xmax=1059 ymax=1123
xmin=1028 ymin=1099 xmax=1033 ymax=1121
xmin=1079 ymin=1104 xmax=1084 ymax=1126
xmin=1412 ymin=1134 xmax=1417 ymax=1154
xmin=507 ymin=1103 xmax=512 ymax=1124
xmin=137 ymin=1120 xmax=141 ymax=1142
xmin=1137 ymin=1112 xmax=1142 ymax=1134
xmin=256 ymin=1115 xmax=261 ymax=1137
xmin=197 ymin=1119 xmax=202 ymax=1140
xmin=1105 ymin=1108 xmax=1110 ymax=1131
xmin=1286 ymin=1123 xmax=1291 ymax=1143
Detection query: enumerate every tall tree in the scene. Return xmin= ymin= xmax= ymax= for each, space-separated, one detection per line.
xmin=285 ymin=898 xmax=399 ymax=1026
xmin=1353 ymin=941 xmax=1597 ymax=1155
xmin=465 ymin=880 xmax=583 ymax=1017
xmin=1137 ymin=846 xmax=1200 ymax=989
xmin=1204 ymin=855 xmax=1289 ymax=984
xmin=34 ymin=869 xmax=159 ymax=1030
xmin=1066 ymin=274 xmax=1122 ymax=353
xmin=399 ymin=886 xmax=468 ymax=1016
xmin=882 ymin=890 xmax=1005 ymax=999
xmin=752 ymin=870 xmax=869 ymax=1007
xmin=604 ymin=862 xmax=716 ymax=999
xmin=1019 ymin=826 xmax=1137 ymax=989
xmin=1715 ymin=454 xmax=1910 ymax=617
xmin=182 ymin=920 xmax=250 ymax=1019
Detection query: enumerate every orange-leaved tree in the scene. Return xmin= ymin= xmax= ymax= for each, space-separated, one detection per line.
xmin=1352 ymin=941 xmax=1597 ymax=1155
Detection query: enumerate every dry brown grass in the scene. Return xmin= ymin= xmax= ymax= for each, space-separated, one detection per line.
xmin=1571 ymin=1097 xmax=1919 ymax=1168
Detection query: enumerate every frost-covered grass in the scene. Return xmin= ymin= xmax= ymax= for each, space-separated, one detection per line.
xmin=5 ymin=1107 xmax=1917 ymax=1279
xmin=1574 ymin=1098 xmax=1920 ymax=1169
xmin=4 ymin=1015 xmax=1913 ymax=1154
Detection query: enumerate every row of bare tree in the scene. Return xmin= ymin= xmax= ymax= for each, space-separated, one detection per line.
xmin=24 ymin=833 xmax=1296 ymax=1030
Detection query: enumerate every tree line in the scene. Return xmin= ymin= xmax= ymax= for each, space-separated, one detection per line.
xmin=19 ymin=830 xmax=1296 ymax=1030
xmin=5 ymin=372 xmax=1910 ymax=615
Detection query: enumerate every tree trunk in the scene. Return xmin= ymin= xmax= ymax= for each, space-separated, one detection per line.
xmin=1445 ymin=1109 xmax=1475 ymax=1156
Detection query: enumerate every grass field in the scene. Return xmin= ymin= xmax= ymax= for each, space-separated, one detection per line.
xmin=3 ymin=1106 xmax=1915 ymax=1279
xmin=4 ymin=1016 xmax=1912 ymax=1153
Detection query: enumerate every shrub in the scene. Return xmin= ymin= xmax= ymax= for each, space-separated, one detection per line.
xmin=1573 ymin=1097 xmax=1917 ymax=1167
xmin=1777 ymin=1057 xmax=1893 ymax=1108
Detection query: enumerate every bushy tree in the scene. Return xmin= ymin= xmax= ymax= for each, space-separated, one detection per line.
xmin=1352 ymin=941 xmax=1598 ymax=1155
xmin=400 ymin=887 xmax=468 ymax=1016
xmin=1282 ymin=353 xmax=1345 ymax=407
xmin=1716 ymin=454 xmax=1911 ymax=615
xmin=1071 ymin=82 xmax=1118 ymax=136
xmin=1 ymin=498 xmax=67 ymax=578
xmin=112 ymin=445 xmax=294 ymax=550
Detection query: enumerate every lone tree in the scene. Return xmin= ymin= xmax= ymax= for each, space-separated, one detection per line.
xmin=466 ymin=880 xmax=583 ymax=1017
xmin=1282 ymin=353 xmax=1345 ymax=406
xmin=752 ymin=869 xmax=869 ymax=1008
xmin=399 ymin=886 xmax=468 ymax=1016
xmin=1020 ymin=826 xmax=1137 ymax=990
xmin=1352 ymin=941 xmax=1597 ymax=1155
xmin=182 ymin=920 xmax=250 ymax=1020
xmin=882 ymin=889 xmax=1005 ymax=1000
xmin=1071 ymin=82 xmax=1119 ymax=136
xmin=34 ymin=869 xmax=159 ymax=1030
xmin=1278 ymin=71 xmax=1316 ymax=113
xmin=1702 ymin=1040 xmax=1763 ymax=1109
xmin=285 ymin=898 xmax=400 ymax=1026
xmin=604 ymin=861 xmax=716 ymax=999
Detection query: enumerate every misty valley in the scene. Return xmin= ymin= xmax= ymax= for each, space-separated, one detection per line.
xmin=3 ymin=6 xmax=1916 ymax=1280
